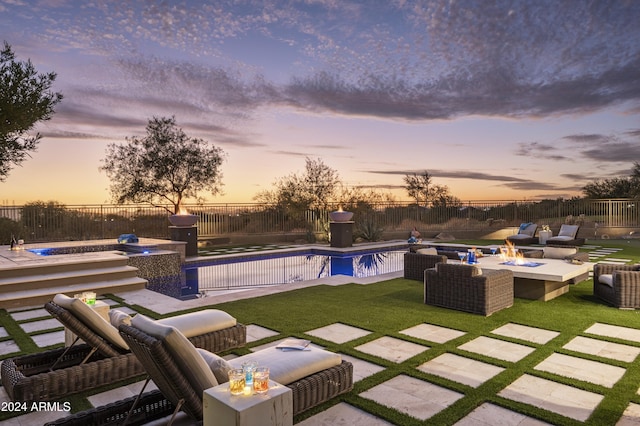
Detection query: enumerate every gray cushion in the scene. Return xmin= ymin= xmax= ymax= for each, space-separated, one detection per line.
xmin=157 ymin=309 xmax=236 ymax=338
xmin=599 ymin=274 xmax=614 ymax=287
xmin=197 ymin=348 xmax=233 ymax=384
xmin=53 ymin=294 xmax=129 ymax=350
xmin=416 ymin=247 xmax=438 ymax=255
xmin=109 ymin=309 xmax=132 ymax=328
xmin=509 ymin=234 xmax=534 ymax=240
xmin=519 ymin=224 xmax=537 ymax=236
xmin=543 ymin=246 xmax=578 ymax=259
xmin=131 ymin=314 xmax=218 ymax=394
xmin=558 ymin=225 xmax=579 ymax=238
xmin=228 ymin=346 xmax=341 ymax=386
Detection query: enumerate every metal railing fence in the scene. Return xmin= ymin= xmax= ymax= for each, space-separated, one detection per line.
xmin=0 ymin=199 xmax=637 ymax=243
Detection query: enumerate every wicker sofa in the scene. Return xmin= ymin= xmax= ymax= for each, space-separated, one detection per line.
xmin=593 ymin=263 xmax=640 ymax=308
xmin=425 ymin=263 xmax=514 ymax=316
xmin=1 ymin=298 xmax=246 ymax=403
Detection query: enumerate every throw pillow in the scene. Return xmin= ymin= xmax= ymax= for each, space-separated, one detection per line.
xmin=543 ymin=246 xmax=577 ymax=259
xmin=416 ymin=247 xmax=438 ymax=255
xmin=109 ymin=309 xmax=132 ymax=328
xmin=197 ymin=348 xmax=233 ymax=384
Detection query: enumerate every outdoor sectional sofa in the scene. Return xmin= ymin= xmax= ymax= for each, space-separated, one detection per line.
xmin=1 ymin=295 xmax=246 ymax=403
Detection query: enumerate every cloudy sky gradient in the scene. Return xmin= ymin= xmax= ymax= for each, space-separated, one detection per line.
xmin=2 ymin=0 xmax=639 ymax=205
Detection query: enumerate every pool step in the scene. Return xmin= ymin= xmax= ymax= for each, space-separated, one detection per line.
xmin=0 ymin=253 xmax=147 ymax=310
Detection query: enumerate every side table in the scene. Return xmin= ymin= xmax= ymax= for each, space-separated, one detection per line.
xmin=539 ymin=230 xmax=552 ymax=244
xmin=203 ymin=380 xmax=293 ymax=426
xmin=64 ymin=300 xmax=110 ymax=346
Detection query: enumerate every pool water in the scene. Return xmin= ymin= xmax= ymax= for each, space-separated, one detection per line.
xmin=182 ymin=249 xmax=405 ymax=294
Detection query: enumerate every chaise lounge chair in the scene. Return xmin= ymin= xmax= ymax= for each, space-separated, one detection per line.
xmin=506 ymin=223 xmax=538 ymax=245
xmin=1 ymin=294 xmax=246 ymax=403
xmin=47 ymin=314 xmax=354 ymax=425
xmin=545 ymin=224 xmax=585 ymax=246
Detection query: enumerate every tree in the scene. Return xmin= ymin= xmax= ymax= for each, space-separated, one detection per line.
xmin=255 ymin=157 xmax=340 ymax=211
xmin=101 ymin=116 xmax=225 ymax=214
xmin=404 ymin=171 xmax=432 ymax=206
xmin=403 ymin=170 xmax=459 ymax=207
xmin=0 ymin=42 xmax=63 ymax=181
xmin=583 ymin=162 xmax=640 ymax=199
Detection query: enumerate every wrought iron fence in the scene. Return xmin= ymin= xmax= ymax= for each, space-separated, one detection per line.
xmin=0 ymin=199 xmax=638 ymax=243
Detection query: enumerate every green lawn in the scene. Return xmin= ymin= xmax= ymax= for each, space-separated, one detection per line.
xmin=2 ymin=239 xmax=640 ymax=424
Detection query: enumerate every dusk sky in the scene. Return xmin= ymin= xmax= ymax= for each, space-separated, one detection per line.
xmin=2 ymin=0 xmax=640 ymax=206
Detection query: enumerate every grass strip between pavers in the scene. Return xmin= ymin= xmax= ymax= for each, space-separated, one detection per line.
xmin=1 ymin=239 xmax=640 ymax=424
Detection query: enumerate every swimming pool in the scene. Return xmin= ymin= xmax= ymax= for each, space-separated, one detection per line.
xmin=181 ymin=247 xmax=406 ymax=296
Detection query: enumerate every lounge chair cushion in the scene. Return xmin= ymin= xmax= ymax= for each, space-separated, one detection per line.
xmin=558 ymin=225 xmax=579 ymax=238
xmin=131 ymin=314 xmax=218 ymax=393
xmin=543 ymin=246 xmax=578 ymax=259
xmin=416 ymin=247 xmax=438 ymax=255
xmin=197 ymin=348 xmax=233 ymax=384
xmin=509 ymin=234 xmax=534 ymax=240
xmin=518 ymin=223 xmax=536 ymax=236
xmin=157 ymin=310 xmax=236 ymax=338
xmin=598 ymin=274 xmax=614 ymax=287
xmin=228 ymin=346 xmax=341 ymax=386
xmin=109 ymin=309 xmax=132 ymax=328
xmin=53 ymin=294 xmax=129 ymax=350
xmin=547 ymin=236 xmax=574 ymax=242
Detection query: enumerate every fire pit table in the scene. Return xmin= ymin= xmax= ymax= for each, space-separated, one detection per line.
xmin=452 ymin=256 xmax=594 ymax=301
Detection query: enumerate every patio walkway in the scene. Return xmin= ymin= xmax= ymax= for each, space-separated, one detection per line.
xmin=1 ymin=243 xmax=639 ymax=425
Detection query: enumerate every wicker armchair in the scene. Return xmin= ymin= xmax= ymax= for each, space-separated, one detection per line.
xmin=404 ymin=251 xmax=448 ymax=281
xmin=425 ymin=263 xmax=514 ymax=316
xmin=593 ymin=263 xmax=640 ymax=308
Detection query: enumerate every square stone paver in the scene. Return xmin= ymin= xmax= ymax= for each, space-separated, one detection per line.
xmin=246 ymin=324 xmax=279 ymax=343
xmin=19 ymin=318 xmax=60 ymax=333
xmin=360 ymin=375 xmax=463 ymax=421
xmin=564 ymin=336 xmax=640 ymax=363
xmin=498 ymin=374 xmax=604 ymax=422
xmin=306 ymin=323 xmax=371 ymax=344
xmin=297 ymin=402 xmax=394 ymax=425
xmin=400 ymin=323 xmax=466 ymax=344
xmin=586 ymin=323 xmax=640 ymax=344
xmin=492 ymin=323 xmax=559 ymax=344
xmin=534 ymin=353 xmax=626 ymax=388
xmin=0 ymin=340 xmax=20 ymax=355
xmin=417 ymin=353 xmax=504 ymax=388
xmin=339 ymin=354 xmax=385 ymax=383
xmin=10 ymin=308 xmax=49 ymax=321
xmin=355 ymin=336 xmax=428 ymax=363
xmin=31 ymin=331 xmax=64 ymax=348
xmin=454 ymin=402 xmax=552 ymax=425
xmin=0 ymin=327 xmax=8 ymax=338
xmin=458 ymin=336 xmax=535 ymax=362
xmin=617 ymin=402 xmax=640 ymax=426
